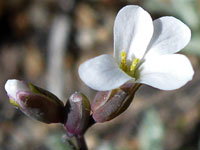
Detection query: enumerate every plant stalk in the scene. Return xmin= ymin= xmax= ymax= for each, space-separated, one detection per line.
xmin=75 ymin=135 xmax=88 ymax=150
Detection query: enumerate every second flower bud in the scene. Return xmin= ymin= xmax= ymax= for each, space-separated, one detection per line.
xmin=64 ymin=92 xmax=91 ymax=137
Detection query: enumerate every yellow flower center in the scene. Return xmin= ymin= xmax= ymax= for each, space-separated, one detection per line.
xmin=120 ymin=51 xmax=139 ymax=77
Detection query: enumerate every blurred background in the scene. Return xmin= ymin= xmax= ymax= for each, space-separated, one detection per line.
xmin=0 ymin=0 xmax=200 ymax=150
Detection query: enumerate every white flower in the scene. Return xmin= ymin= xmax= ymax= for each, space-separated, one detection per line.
xmin=79 ymin=5 xmax=194 ymax=91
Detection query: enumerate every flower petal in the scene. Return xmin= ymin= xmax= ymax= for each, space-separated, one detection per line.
xmin=138 ymin=54 xmax=194 ymax=90
xmin=114 ymin=5 xmax=153 ymax=62
xmin=5 ymin=79 xmax=30 ymax=101
xmin=146 ymin=17 xmax=191 ymax=57
xmin=79 ymin=54 xmax=133 ymax=91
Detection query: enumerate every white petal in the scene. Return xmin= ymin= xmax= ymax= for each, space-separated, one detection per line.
xmin=114 ymin=5 xmax=153 ymax=62
xmin=146 ymin=17 xmax=191 ymax=57
xmin=138 ymin=54 xmax=194 ymax=90
xmin=5 ymin=79 xmax=30 ymax=100
xmin=78 ymin=54 xmax=133 ymax=91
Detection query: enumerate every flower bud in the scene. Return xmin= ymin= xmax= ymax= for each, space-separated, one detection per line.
xmin=5 ymin=79 xmax=64 ymax=124
xmin=64 ymin=92 xmax=91 ymax=137
xmin=92 ymin=83 xmax=140 ymax=122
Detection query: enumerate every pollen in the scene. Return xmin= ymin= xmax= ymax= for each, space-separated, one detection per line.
xmin=120 ymin=51 xmax=140 ymax=77
xmin=120 ymin=51 xmax=127 ymax=71
xmin=130 ymin=58 xmax=140 ymax=72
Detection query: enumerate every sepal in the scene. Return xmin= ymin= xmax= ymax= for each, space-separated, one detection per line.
xmin=92 ymin=83 xmax=140 ymax=122
xmin=64 ymin=92 xmax=91 ymax=137
xmin=5 ymin=79 xmax=64 ymax=124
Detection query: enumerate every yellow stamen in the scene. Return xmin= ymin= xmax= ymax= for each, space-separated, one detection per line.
xmin=120 ymin=51 xmax=127 ymax=71
xmin=130 ymin=58 xmax=140 ymax=72
xmin=120 ymin=51 xmax=140 ymax=77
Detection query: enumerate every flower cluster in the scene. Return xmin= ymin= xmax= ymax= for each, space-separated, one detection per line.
xmin=4 ymin=5 xmax=194 ymax=144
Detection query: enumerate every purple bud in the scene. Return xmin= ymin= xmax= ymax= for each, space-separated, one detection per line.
xmin=5 ymin=79 xmax=64 ymax=124
xmin=92 ymin=83 xmax=141 ymax=122
xmin=64 ymin=92 xmax=91 ymax=137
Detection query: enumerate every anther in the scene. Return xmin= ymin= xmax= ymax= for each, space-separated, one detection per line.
xmin=130 ymin=58 xmax=139 ymax=72
xmin=120 ymin=51 xmax=127 ymax=71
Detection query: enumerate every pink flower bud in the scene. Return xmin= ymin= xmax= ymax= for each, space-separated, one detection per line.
xmin=5 ymin=79 xmax=64 ymax=124
xmin=64 ymin=92 xmax=91 ymax=137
